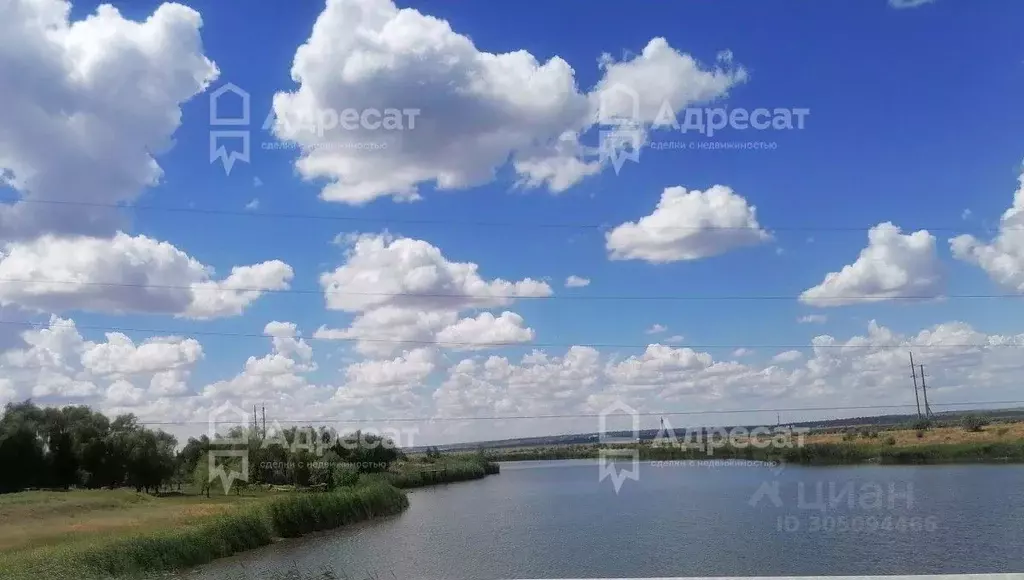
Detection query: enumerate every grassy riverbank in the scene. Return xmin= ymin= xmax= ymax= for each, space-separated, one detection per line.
xmin=382 ymin=458 xmax=500 ymax=488
xmin=0 ymin=458 xmax=499 ymax=580
xmin=478 ymin=424 xmax=1024 ymax=466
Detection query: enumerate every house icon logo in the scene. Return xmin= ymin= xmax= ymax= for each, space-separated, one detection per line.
xmin=207 ymin=401 xmax=251 ymax=446
xmin=597 ymin=399 xmax=640 ymax=494
xmin=596 ymin=83 xmax=640 ymax=127
xmin=208 ymin=449 xmax=249 ymax=494
xmin=209 ymin=82 xmax=251 ymax=174
xmin=595 ymin=83 xmax=643 ymax=174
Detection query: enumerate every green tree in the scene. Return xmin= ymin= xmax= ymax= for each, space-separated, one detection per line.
xmin=193 ymin=456 xmax=212 ymax=498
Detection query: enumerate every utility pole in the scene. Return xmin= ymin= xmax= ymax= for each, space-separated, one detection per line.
xmin=919 ymin=364 xmax=933 ymax=418
xmin=262 ymin=404 xmax=266 ymax=437
xmin=909 ymin=352 xmax=922 ymax=419
xmin=253 ymin=405 xmax=258 ymax=434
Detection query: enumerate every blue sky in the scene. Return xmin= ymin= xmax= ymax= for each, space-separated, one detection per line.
xmin=2 ymin=0 xmax=1024 ymax=444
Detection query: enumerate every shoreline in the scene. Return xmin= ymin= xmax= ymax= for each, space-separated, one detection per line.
xmin=1 ymin=462 xmax=500 ymax=580
xmin=478 ymin=439 xmax=1024 ymax=466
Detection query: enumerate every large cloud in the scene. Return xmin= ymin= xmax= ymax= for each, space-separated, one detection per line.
xmin=2 ymin=316 xmax=1022 ymax=446
xmin=951 ymin=170 xmax=1024 ymax=292
xmin=316 ymin=233 xmax=548 ymax=357
xmin=269 ymin=0 xmax=745 ymax=204
xmin=425 ymin=319 xmax=1024 ymax=442
xmin=0 ymin=315 xmax=204 ymax=405
xmin=201 ymin=321 xmax=317 ymax=401
xmin=606 ymin=185 xmax=771 ymax=263
xmin=800 ymin=222 xmax=943 ymax=307
xmin=0 ymin=0 xmax=219 ymax=240
xmin=591 ymin=40 xmax=746 ymax=125
xmin=0 ymin=233 xmax=293 ymax=318
xmin=0 ymin=1 xmax=285 ymax=320
xmin=334 ymin=347 xmax=436 ymax=411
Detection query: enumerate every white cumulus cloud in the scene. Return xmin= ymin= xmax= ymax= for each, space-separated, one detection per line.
xmin=800 ymin=222 xmax=943 ymax=307
xmin=0 ymin=233 xmax=292 ymax=318
xmin=317 ymin=233 xmax=547 ymax=356
xmin=565 ymin=275 xmax=590 ymax=288
xmin=269 ymin=0 xmax=745 ymax=204
xmin=606 ymin=185 xmax=771 ymax=263
xmin=951 ymin=170 xmax=1024 ymax=292
xmin=0 ymin=0 xmax=219 ymax=240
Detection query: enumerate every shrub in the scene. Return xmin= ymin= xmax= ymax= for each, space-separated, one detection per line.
xmin=73 ymin=508 xmax=273 ymax=577
xmin=264 ymin=483 xmax=407 ymax=538
xmin=910 ymin=418 xmax=932 ymax=430
xmin=884 ymin=436 xmax=897 ymax=446
xmin=961 ymin=415 xmax=989 ymax=432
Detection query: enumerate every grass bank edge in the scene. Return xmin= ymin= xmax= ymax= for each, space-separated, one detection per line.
xmin=0 ymin=460 xmax=500 ymax=580
xmin=480 ymin=440 xmax=1024 ymax=465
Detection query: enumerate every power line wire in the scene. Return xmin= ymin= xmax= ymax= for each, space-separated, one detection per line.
xmin=0 ymin=196 xmax=1009 ymax=234
xmin=0 ymin=276 xmax=1020 ymax=302
xmin=133 ymin=399 xmax=1024 ymax=426
xmin=4 ymin=319 xmax=1023 ymax=349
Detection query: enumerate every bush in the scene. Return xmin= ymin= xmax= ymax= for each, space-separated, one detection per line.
xmin=910 ymin=418 xmax=933 ymax=430
xmin=915 ymin=430 xmax=925 ymax=439
xmin=73 ymin=508 xmax=273 ymax=577
xmin=264 ymin=483 xmax=407 ymax=538
xmin=961 ymin=415 xmax=989 ymax=432
xmin=331 ymin=463 xmax=360 ymax=488
xmin=884 ymin=436 xmax=897 ymax=446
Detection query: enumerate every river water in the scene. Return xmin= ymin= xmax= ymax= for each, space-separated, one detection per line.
xmin=178 ymin=460 xmax=1024 ymax=579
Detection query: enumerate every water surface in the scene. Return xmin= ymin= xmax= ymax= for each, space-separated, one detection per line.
xmin=179 ymin=460 xmax=1024 ymax=579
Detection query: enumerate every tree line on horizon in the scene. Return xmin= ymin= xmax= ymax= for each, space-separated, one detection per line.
xmin=0 ymin=400 xmax=401 ymax=495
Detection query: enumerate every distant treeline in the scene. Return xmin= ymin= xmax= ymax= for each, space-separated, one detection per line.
xmin=0 ymin=400 xmax=403 ymax=495
xmin=437 ymin=409 xmax=1024 ymax=451
xmin=484 ymin=440 xmax=1024 ymax=465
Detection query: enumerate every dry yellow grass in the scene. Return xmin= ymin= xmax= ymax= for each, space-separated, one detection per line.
xmin=0 ymin=489 xmax=266 ymax=553
xmin=804 ymin=422 xmax=1024 ymax=447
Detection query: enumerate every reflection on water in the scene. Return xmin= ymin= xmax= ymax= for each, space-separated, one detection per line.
xmin=174 ymin=460 xmax=1024 ymax=579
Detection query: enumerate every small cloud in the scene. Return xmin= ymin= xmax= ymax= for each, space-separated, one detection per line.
xmin=771 ymin=350 xmax=804 ymax=363
xmin=245 ymin=198 xmax=260 ymax=210
xmin=253 ymin=177 xmax=263 ymax=187
xmin=565 ymin=275 xmax=590 ymax=288
xmin=732 ymin=348 xmax=753 ymax=357
xmin=806 ymin=237 xmax=815 ymax=244
xmin=962 ymin=209 xmax=972 ymax=220
xmin=646 ymin=324 xmax=668 ymax=335
xmin=888 ymin=0 xmax=936 ymax=8
xmin=665 ymin=334 xmax=684 ymax=344
xmin=776 ymin=247 xmax=785 ymax=255
xmin=797 ymin=314 xmax=827 ymax=324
